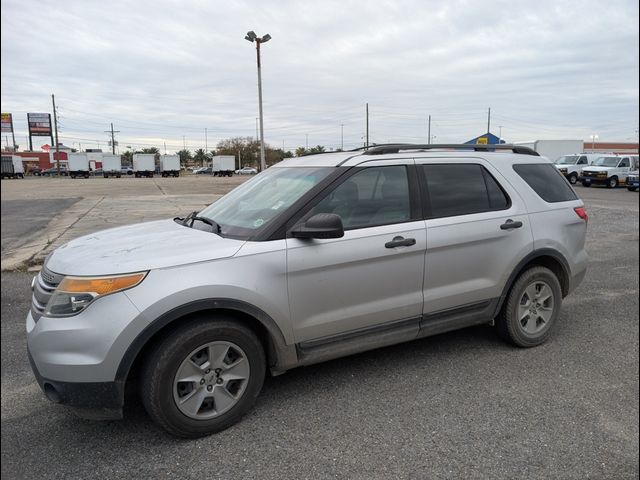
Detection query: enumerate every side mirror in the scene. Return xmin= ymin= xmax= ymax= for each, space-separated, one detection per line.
xmin=291 ymin=213 xmax=344 ymax=239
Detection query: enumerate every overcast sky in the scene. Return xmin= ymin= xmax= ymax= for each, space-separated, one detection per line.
xmin=1 ymin=0 xmax=638 ymax=153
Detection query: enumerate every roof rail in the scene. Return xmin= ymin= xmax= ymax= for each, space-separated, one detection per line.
xmin=362 ymin=143 xmax=540 ymax=156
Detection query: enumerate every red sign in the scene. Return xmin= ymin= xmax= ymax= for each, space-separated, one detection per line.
xmin=41 ymin=144 xmax=50 ymax=152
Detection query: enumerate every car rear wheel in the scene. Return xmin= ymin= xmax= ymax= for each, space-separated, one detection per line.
xmin=496 ymin=266 xmax=562 ymax=347
xmin=140 ymin=317 xmax=266 ymax=438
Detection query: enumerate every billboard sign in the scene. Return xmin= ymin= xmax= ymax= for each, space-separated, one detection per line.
xmin=1 ymin=113 xmax=13 ymax=133
xmin=27 ymin=113 xmax=52 ymax=136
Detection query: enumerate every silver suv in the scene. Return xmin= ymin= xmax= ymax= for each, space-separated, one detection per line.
xmin=27 ymin=144 xmax=588 ymax=437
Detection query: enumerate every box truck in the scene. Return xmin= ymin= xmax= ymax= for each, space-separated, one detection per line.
xmin=1 ymin=154 xmax=25 ymax=179
xmin=211 ymin=155 xmax=235 ymax=177
xmin=513 ymin=140 xmax=584 ymax=162
xmin=133 ymin=154 xmax=155 ymax=178
xmin=102 ymin=154 xmax=122 ymax=178
xmin=68 ymin=153 xmax=91 ymax=179
xmin=160 ymin=155 xmax=180 ymax=177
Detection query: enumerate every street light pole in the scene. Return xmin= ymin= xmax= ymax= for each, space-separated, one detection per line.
xmin=245 ymin=31 xmax=271 ymax=172
xmin=590 ymin=134 xmax=598 ymax=153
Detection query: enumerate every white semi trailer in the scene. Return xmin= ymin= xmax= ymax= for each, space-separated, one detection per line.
xmin=211 ymin=155 xmax=236 ymax=177
xmin=133 ymin=154 xmax=155 ymax=178
xmin=160 ymin=155 xmax=180 ymax=177
xmin=102 ymin=154 xmax=122 ymax=178
xmin=68 ymin=153 xmax=90 ymax=179
xmin=513 ymin=140 xmax=584 ymax=162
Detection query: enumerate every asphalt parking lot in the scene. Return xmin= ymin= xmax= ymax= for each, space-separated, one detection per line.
xmin=1 ymin=177 xmax=638 ymax=479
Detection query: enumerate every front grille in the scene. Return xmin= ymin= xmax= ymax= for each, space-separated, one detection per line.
xmin=31 ymin=266 xmax=63 ymax=322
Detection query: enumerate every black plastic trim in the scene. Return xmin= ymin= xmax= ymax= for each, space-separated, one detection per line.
xmin=494 ymin=249 xmax=571 ymax=316
xmin=115 ymin=298 xmax=296 ymax=383
xmin=28 ymin=348 xmax=124 ymax=420
xmin=297 ymin=316 xmax=421 ymax=366
xmin=419 ymin=299 xmax=498 ymax=338
xmin=363 ymin=143 xmax=540 ymax=156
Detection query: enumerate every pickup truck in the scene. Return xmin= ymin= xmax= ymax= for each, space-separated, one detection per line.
xmin=581 ymin=155 xmax=639 ymax=188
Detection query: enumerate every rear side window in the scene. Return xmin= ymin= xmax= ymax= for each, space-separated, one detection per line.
xmin=421 ymin=164 xmax=510 ymax=218
xmin=513 ymin=164 xmax=578 ymax=203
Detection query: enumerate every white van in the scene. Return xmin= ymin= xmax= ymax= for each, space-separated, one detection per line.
xmin=554 ymin=154 xmax=590 ymax=184
xmin=581 ymin=155 xmax=640 ymax=188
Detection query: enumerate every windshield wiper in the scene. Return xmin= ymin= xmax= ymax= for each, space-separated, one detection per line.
xmin=191 ymin=216 xmax=221 ymax=233
xmin=175 ymin=211 xmax=221 ymax=233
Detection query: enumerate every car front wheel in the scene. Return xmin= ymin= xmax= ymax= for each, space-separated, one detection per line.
xmin=607 ymin=177 xmax=618 ymax=188
xmin=140 ymin=317 xmax=266 ymax=438
xmin=496 ymin=266 xmax=562 ymax=347
xmin=568 ymin=173 xmax=578 ymax=184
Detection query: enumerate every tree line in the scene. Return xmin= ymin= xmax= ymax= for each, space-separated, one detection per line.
xmin=119 ymin=138 xmax=337 ymax=169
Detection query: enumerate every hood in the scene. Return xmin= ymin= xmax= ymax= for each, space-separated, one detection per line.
xmin=46 ymin=219 xmax=245 ymax=276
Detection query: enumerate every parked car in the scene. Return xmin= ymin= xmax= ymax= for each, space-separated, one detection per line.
xmin=42 ymin=167 xmax=69 ymax=176
xmin=553 ymin=154 xmax=590 ymax=184
xmin=91 ymin=168 xmax=103 ymax=176
xmin=626 ymin=171 xmax=639 ymax=191
xmin=581 ymin=155 xmax=639 ymax=188
xmin=121 ymin=166 xmax=134 ymax=175
xmin=236 ymin=167 xmax=258 ymax=175
xmin=196 ymin=167 xmax=212 ymax=174
xmin=29 ymin=166 xmax=43 ymax=176
xmin=27 ymin=144 xmax=588 ymax=438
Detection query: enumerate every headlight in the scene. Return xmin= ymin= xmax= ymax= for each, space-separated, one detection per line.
xmin=44 ymin=272 xmax=147 ymax=317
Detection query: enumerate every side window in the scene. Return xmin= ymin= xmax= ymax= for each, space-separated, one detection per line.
xmin=422 ymin=164 xmax=510 ymax=219
xmin=308 ymin=166 xmax=411 ymax=230
xmin=513 ymin=164 xmax=578 ymax=203
xmin=619 ymin=158 xmax=630 ymax=168
xmin=578 ymin=156 xmax=588 ymax=165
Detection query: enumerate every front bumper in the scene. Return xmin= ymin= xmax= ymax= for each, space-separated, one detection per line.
xmin=26 ymin=291 xmax=143 ymax=419
xmin=581 ymin=174 xmax=609 ymax=185
xmin=28 ymin=347 xmax=124 ymax=420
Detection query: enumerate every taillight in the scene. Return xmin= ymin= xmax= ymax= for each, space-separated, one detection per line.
xmin=574 ymin=206 xmax=588 ymax=223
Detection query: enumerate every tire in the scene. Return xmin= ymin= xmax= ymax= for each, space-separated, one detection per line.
xmin=140 ymin=317 xmax=266 ymax=438
xmin=628 ymin=187 xmax=637 ymax=192
xmin=607 ymin=177 xmax=618 ymax=188
xmin=568 ymin=173 xmax=578 ymax=185
xmin=496 ymin=266 xmax=562 ymax=347
xmin=581 ymin=181 xmax=591 ymax=187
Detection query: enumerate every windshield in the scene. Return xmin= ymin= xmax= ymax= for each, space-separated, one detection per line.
xmin=554 ymin=156 xmax=578 ymax=165
xmin=593 ymin=157 xmax=620 ymax=167
xmin=198 ymin=166 xmax=333 ymax=238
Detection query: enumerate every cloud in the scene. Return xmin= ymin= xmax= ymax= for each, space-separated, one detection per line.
xmin=1 ymin=0 xmax=638 ymax=152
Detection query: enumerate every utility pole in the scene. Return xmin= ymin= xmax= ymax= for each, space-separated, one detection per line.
xmin=487 ymin=107 xmax=491 ymax=134
xmin=51 ymin=94 xmax=60 ymax=175
xmin=306 ymin=134 xmax=309 ymax=149
xmin=428 ymin=115 xmax=431 ymax=144
xmin=183 ymin=135 xmax=186 ymax=150
xmin=104 ymin=123 xmax=119 ymax=154
xmin=341 ymin=124 xmax=344 ymax=150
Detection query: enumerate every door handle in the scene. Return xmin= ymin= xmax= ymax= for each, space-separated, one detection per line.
xmin=500 ymin=219 xmax=523 ymax=230
xmin=385 ymin=236 xmax=416 ymax=248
